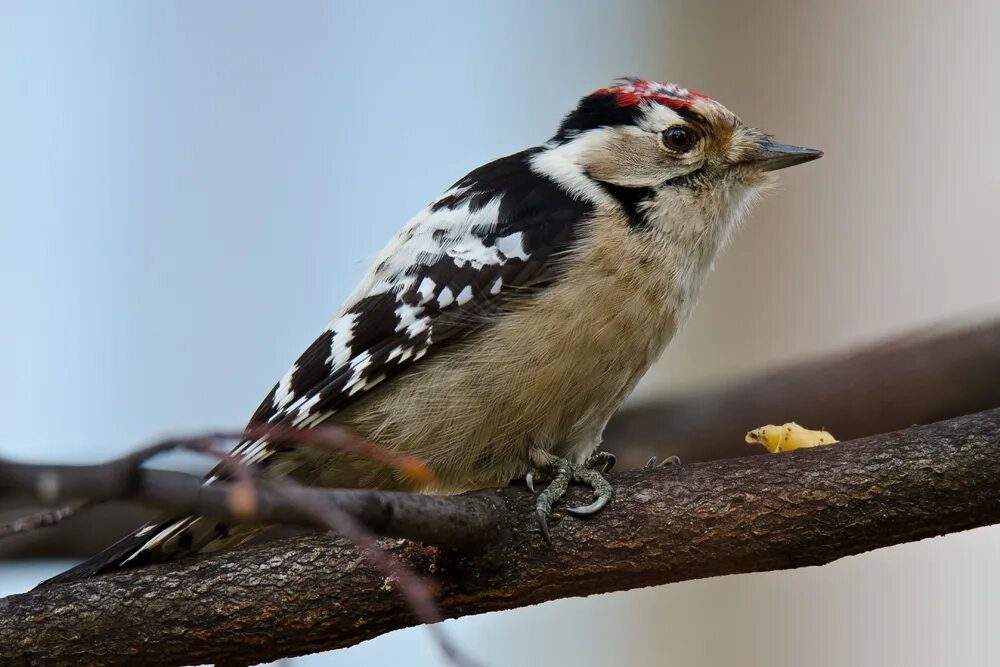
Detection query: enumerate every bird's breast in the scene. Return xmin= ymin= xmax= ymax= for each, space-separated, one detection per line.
xmin=332 ymin=211 xmax=694 ymax=491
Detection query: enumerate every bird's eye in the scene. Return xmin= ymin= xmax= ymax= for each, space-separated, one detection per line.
xmin=662 ymin=126 xmax=695 ymax=152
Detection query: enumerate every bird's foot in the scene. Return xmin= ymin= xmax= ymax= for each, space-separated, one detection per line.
xmin=526 ymin=452 xmax=616 ymax=546
xmin=644 ymin=454 xmax=682 ymax=468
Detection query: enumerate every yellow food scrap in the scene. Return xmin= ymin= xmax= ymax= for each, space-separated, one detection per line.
xmin=745 ymin=422 xmax=838 ymax=454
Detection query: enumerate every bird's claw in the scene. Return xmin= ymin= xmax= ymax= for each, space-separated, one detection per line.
xmin=565 ymin=465 xmax=614 ymax=515
xmin=586 ymin=451 xmax=616 ymax=473
xmin=565 ymin=494 xmax=610 ymax=516
xmin=535 ymin=507 xmax=552 ymax=546
xmin=644 ymin=454 xmax=682 ymax=469
xmin=529 ymin=454 xmax=614 ymax=544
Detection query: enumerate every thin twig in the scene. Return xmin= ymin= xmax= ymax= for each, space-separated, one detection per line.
xmin=0 ymin=502 xmax=91 ymax=539
xmin=0 ymin=466 xmax=500 ymax=548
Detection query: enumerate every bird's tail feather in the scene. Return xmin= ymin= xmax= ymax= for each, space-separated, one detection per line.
xmin=35 ymin=514 xmax=261 ymax=589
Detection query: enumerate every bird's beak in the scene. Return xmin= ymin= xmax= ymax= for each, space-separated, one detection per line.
xmin=751 ymin=143 xmax=823 ymax=172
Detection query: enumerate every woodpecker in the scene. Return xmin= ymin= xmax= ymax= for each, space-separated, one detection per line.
xmin=44 ymin=78 xmax=820 ymax=585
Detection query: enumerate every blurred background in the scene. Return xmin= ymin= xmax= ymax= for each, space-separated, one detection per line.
xmin=2 ymin=1 xmax=999 ymax=665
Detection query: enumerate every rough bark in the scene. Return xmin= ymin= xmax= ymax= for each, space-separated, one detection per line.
xmin=2 ymin=409 xmax=998 ymax=667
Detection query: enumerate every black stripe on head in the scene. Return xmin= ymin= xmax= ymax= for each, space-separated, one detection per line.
xmin=552 ymin=92 xmax=644 ymax=143
xmin=592 ymin=179 xmax=656 ymax=229
xmin=673 ymin=108 xmax=710 ymax=128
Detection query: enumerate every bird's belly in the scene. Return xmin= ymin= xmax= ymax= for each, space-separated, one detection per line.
xmin=331 ymin=257 xmax=680 ymax=492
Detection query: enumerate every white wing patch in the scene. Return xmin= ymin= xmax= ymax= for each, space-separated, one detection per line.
xmin=416 ymin=277 xmax=436 ymax=304
xmin=456 ymin=285 xmax=474 ymax=306
xmin=345 ymin=350 xmax=374 ymax=396
xmin=327 ymin=313 xmax=358 ymax=368
xmin=296 ymin=394 xmax=322 ymax=420
xmin=494 ymin=232 xmax=531 ymax=261
xmin=393 ymin=302 xmax=423 ymax=332
xmin=273 ymin=363 xmax=297 ymax=410
xmin=342 ymin=192 xmax=500 ymax=306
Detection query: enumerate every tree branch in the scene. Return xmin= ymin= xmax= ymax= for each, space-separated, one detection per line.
xmin=2 ymin=408 xmax=999 ymax=667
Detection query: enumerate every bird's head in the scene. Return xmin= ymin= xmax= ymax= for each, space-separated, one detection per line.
xmin=538 ymin=78 xmax=821 ymax=232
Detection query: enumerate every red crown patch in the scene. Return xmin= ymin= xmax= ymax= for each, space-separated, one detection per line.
xmin=594 ymin=79 xmax=710 ymax=110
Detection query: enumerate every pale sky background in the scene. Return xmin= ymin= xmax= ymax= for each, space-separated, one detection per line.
xmin=2 ymin=2 xmax=999 ymax=666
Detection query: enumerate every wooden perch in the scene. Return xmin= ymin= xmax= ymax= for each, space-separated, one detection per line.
xmin=2 ymin=408 xmax=999 ymax=667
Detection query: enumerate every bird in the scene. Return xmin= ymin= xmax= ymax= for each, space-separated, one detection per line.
xmin=42 ymin=77 xmax=821 ymax=586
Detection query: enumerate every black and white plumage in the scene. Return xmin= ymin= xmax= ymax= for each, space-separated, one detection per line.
xmin=44 ymin=78 xmax=821 ymax=585
xmin=245 ymin=148 xmax=590 ymax=446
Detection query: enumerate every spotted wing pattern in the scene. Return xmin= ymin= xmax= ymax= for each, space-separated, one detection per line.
xmin=233 ymin=147 xmax=593 ymax=466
